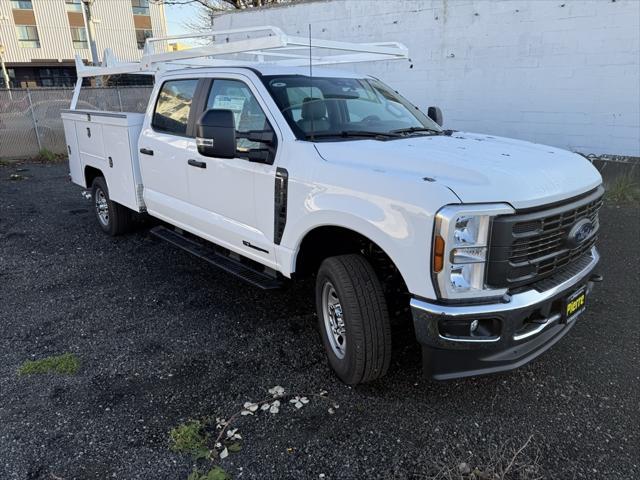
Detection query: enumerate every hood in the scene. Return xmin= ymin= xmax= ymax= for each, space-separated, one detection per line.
xmin=314 ymin=132 xmax=602 ymax=210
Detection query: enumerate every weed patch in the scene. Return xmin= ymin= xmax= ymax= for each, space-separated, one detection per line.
xmin=606 ymin=174 xmax=640 ymax=203
xmin=19 ymin=352 xmax=80 ymax=376
xmin=170 ymin=420 xmax=211 ymax=460
xmin=33 ymin=148 xmax=66 ymax=164
xmin=170 ymin=386 xmax=337 ymax=479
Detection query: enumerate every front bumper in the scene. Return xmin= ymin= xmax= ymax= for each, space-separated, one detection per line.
xmin=411 ymin=247 xmax=600 ymax=380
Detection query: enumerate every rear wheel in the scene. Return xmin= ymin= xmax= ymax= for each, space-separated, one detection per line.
xmin=315 ymin=254 xmax=392 ymax=384
xmin=91 ymin=177 xmax=131 ymax=236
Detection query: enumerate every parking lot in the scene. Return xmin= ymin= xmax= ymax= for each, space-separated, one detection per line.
xmin=1 ymin=162 xmax=638 ymax=479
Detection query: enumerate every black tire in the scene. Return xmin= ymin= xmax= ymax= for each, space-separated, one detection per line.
xmin=315 ymin=254 xmax=392 ymax=384
xmin=91 ymin=177 xmax=131 ymax=236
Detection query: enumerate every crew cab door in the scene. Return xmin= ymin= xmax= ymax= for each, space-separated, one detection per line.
xmin=138 ymin=78 xmax=200 ymax=224
xmin=186 ymin=76 xmax=279 ymax=267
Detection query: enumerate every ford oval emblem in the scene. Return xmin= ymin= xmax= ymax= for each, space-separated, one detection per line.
xmin=567 ymin=218 xmax=595 ymax=248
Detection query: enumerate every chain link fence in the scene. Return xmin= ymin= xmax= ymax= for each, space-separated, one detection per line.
xmin=0 ymin=87 xmax=152 ymax=159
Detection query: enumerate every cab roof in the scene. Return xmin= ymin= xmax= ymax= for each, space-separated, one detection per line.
xmin=163 ymin=65 xmax=370 ymax=79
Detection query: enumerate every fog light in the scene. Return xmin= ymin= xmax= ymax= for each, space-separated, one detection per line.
xmin=470 ymin=319 xmax=479 ymax=333
xmin=438 ymin=318 xmax=502 ymax=340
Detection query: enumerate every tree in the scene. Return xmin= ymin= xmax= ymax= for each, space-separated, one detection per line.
xmin=151 ymin=0 xmax=295 ymax=12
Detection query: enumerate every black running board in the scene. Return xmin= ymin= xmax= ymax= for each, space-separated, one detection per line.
xmin=150 ymin=226 xmax=283 ymax=290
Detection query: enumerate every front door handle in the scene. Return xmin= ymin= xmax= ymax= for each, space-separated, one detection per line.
xmin=188 ymin=159 xmax=207 ymax=169
xmin=139 ymin=148 xmax=154 ymax=156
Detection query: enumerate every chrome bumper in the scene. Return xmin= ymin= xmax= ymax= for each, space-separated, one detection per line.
xmin=411 ymin=247 xmax=600 ymax=380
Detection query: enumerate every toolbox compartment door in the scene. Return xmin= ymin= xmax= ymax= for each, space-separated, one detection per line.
xmin=61 ymin=110 xmax=145 ymax=211
xmin=62 ymin=118 xmax=82 ymax=185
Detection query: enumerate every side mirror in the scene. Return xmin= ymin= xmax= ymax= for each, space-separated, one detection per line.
xmin=196 ymin=109 xmax=236 ymax=158
xmin=428 ymin=106 xmax=443 ymax=127
xmin=243 ymin=130 xmax=275 ymax=145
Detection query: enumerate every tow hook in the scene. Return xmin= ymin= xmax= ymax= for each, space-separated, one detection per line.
xmin=81 ymin=190 xmax=92 ymax=201
xmin=589 ymin=273 xmax=604 ymax=283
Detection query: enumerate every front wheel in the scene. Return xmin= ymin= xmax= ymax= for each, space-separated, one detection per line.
xmin=91 ymin=177 xmax=131 ymax=236
xmin=315 ymin=254 xmax=392 ymax=384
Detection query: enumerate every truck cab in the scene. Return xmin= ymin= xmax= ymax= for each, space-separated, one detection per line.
xmin=61 ymin=27 xmax=603 ymax=384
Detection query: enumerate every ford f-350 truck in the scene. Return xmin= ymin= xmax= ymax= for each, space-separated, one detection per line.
xmin=62 ymin=27 xmax=603 ymax=384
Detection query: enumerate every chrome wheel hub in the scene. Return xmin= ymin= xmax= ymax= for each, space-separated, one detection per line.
xmin=95 ymin=188 xmax=109 ymax=226
xmin=322 ymin=282 xmax=346 ymax=359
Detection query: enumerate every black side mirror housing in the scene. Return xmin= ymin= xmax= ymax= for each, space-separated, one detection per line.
xmin=428 ymin=106 xmax=443 ymax=126
xmin=247 ymin=149 xmax=270 ymax=163
xmin=243 ymin=130 xmax=275 ymax=145
xmin=196 ymin=109 xmax=236 ymax=158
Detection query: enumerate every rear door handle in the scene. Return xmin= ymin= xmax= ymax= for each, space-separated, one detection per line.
xmin=139 ymin=148 xmax=154 ymax=156
xmin=188 ymin=159 xmax=207 ymax=169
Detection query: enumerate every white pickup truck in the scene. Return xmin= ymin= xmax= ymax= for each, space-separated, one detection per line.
xmin=62 ymin=28 xmax=603 ymax=384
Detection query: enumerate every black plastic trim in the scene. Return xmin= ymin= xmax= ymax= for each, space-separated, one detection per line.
xmin=487 ymin=185 xmax=604 ymax=289
xmin=150 ymin=226 xmax=282 ymax=290
xmin=242 ymin=240 xmax=269 ymax=254
xmin=274 ymin=167 xmax=288 ymax=245
xmin=512 ymin=185 xmax=602 ymax=214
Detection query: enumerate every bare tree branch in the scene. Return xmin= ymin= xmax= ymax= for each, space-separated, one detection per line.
xmin=151 ymin=0 xmax=294 ymax=11
xmin=502 ymin=434 xmax=534 ymax=479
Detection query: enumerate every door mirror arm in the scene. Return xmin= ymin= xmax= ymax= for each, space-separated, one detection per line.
xmin=238 ymin=129 xmax=275 ymax=145
xmin=239 ymin=129 xmax=277 ymax=164
xmin=195 ymin=109 xmax=236 ymax=158
xmin=246 ymin=149 xmax=271 ymax=164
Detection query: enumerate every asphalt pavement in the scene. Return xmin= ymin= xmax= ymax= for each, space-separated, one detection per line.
xmin=0 ymin=163 xmax=638 ymax=479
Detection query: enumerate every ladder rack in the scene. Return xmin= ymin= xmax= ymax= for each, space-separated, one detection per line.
xmin=74 ymin=25 xmax=409 ymax=78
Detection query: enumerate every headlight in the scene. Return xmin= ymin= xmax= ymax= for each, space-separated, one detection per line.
xmin=432 ymin=203 xmax=514 ymax=300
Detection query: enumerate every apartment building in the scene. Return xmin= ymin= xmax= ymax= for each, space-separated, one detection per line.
xmin=0 ymin=0 xmax=167 ymax=87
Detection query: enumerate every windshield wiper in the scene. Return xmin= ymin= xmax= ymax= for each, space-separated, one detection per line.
xmin=305 ymin=130 xmax=402 ymax=140
xmin=391 ymin=126 xmax=442 ymax=135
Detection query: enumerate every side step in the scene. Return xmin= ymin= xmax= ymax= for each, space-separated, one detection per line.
xmin=150 ymin=226 xmax=283 ymax=290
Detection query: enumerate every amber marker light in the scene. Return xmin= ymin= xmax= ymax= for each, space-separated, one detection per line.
xmin=433 ymin=235 xmax=445 ymax=273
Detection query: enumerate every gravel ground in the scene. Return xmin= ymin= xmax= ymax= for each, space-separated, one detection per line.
xmin=0 ymin=163 xmax=638 ymax=480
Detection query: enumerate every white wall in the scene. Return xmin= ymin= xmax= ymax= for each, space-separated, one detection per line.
xmin=214 ymin=0 xmax=640 ymax=156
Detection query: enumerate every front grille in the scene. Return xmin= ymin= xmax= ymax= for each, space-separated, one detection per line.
xmin=486 ymin=186 xmax=604 ymax=290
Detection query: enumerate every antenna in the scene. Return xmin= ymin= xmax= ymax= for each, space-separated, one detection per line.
xmin=309 ymin=23 xmax=314 ymax=141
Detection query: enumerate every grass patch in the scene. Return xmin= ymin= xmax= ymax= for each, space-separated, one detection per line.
xmin=33 ymin=148 xmax=66 ymax=164
xmin=18 ymin=352 xmax=80 ymax=376
xmin=170 ymin=420 xmax=211 ymax=459
xmin=606 ymin=174 xmax=640 ymax=203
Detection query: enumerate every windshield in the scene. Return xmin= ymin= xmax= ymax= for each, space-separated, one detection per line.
xmin=262 ymin=75 xmax=442 ymax=141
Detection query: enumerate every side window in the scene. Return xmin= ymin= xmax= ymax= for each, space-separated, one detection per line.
xmin=152 ymin=79 xmax=198 ymax=136
xmin=206 ymin=79 xmax=271 ymax=152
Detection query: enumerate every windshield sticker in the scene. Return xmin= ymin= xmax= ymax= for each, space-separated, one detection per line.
xmin=211 ymin=95 xmax=246 ymax=112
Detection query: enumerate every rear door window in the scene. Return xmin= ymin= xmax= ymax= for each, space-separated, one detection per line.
xmin=152 ymin=79 xmax=198 ymax=136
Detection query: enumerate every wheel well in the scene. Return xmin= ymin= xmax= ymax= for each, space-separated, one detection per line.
xmin=295 ymin=226 xmax=409 ymax=312
xmin=84 ymin=166 xmax=103 ymax=188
